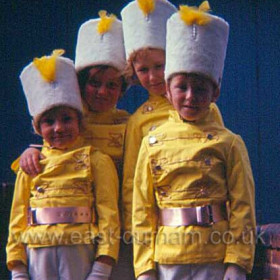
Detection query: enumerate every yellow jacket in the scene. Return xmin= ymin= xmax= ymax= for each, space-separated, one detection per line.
xmin=82 ymin=106 xmax=130 ymax=178
xmin=6 ymin=137 xmax=120 ymax=270
xmin=122 ymin=93 xmax=224 ymax=233
xmin=132 ymin=109 xmax=256 ymax=277
xmin=11 ymin=106 xmax=130 ymax=177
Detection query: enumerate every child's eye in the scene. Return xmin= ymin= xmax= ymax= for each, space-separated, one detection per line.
xmin=88 ymin=80 xmax=100 ymax=87
xmin=194 ymin=87 xmax=208 ymax=95
xmin=62 ymin=116 xmax=72 ymax=122
xmin=155 ymin=64 xmax=164 ymax=70
xmin=137 ymin=67 xmax=148 ymax=73
xmin=174 ymin=84 xmax=187 ymax=91
xmin=40 ymin=118 xmax=54 ymax=125
xmin=107 ymin=82 xmax=119 ymax=89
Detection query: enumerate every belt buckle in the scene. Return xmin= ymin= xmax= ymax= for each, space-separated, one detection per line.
xmin=196 ymin=205 xmax=213 ymax=226
xmin=28 ymin=208 xmax=37 ymax=225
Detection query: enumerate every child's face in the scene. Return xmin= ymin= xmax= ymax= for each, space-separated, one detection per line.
xmin=167 ymin=74 xmax=220 ymax=121
xmin=133 ymin=49 xmax=166 ymax=95
xmin=38 ymin=107 xmax=80 ymax=149
xmin=84 ymin=66 xmax=123 ymax=112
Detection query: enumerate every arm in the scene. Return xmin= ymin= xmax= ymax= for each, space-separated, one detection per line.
xmin=12 ymin=148 xmax=45 ymax=176
xmin=86 ymin=151 xmax=120 ymax=280
xmin=92 ymin=151 xmax=120 ymax=262
xmin=6 ymin=170 xmax=31 ymax=272
xmin=122 ymin=116 xmax=143 ymax=233
xmin=224 ymin=135 xmax=256 ymax=273
xmin=132 ymin=141 xmax=158 ymax=278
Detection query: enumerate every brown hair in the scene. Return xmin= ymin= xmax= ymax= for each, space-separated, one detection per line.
xmin=77 ymin=65 xmax=128 ymax=99
xmin=167 ymin=72 xmax=218 ymax=91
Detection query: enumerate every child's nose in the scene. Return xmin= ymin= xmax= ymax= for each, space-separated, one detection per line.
xmin=185 ymin=88 xmax=196 ymax=101
xmin=149 ymin=70 xmax=157 ymax=82
xmin=54 ymin=121 xmax=64 ymax=132
xmin=97 ymin=84 xmax=108 ymax=96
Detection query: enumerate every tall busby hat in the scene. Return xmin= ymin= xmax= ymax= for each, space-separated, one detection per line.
xmin=75 ymin=11 xmax=126 ymax=72
xmin=165 ymin=1 xmax=229 ymax=87
xmin=121 ymin=0 xmax=177 ymax=59
xmin=20 ymin=50 xmax=83 ymax=118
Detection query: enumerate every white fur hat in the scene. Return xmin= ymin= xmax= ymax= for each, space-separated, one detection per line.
xmin=121 ymin=0 xmax=177 ymax=59
xmin=20 ymin=50 xmax=83 ymax=118
xmin=75 ymin=11 xmax=126 ymax=72
xmin=165 ymin=4 xmax=229 ymax=86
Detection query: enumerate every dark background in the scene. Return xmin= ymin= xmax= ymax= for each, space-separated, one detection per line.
xmin=1 ymin=0 xmax=280 ymax=278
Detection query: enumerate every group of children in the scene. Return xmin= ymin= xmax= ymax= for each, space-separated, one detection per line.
xmin=6 ymin=1 xmax=256 ymax=280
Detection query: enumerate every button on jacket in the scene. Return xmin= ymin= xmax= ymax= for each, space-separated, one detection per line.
xmin=6 ymin=137 xmax=120 ymax=270
xmin=122 ymin=93 xmax=224 ymax=234
xmin=132 ymin=110 xmax=256 ymax=278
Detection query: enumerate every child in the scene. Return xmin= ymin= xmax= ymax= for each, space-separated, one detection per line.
xmin=17 ymin=11 xmax=129 ymax=179
xmin=132 ymin=3 xmax=256 ymax=280
xmin=120 ymin=0 xmax=224 ymax=239
xmin=75 ymin=11 xmax=135 ymax=280
xmin=75 ymin=11 xmax=130 ymax=179
xmin=6 ymin=51 xmax=120 ymax=280
xmin=15 ymin=11 xmax=134 ymax=279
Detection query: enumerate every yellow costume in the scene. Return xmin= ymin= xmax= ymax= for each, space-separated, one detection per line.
xmin=122 ymin=93 xmax=224 ymax=233
xmin=11 ymin=106 xmax=129 ymax=179
xmin=132 ymin=109 xmax=256 ymax=277
xmin=82 ymin=106 xmax=130 ymax=178
xmin=6 ymin=137 xmax=120 ymax=270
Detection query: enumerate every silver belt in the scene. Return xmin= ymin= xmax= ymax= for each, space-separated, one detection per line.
xmin=28 ymin=206 xmax=93 ymax=225
xmin=159 ymin=203 xmax=228 ymax=227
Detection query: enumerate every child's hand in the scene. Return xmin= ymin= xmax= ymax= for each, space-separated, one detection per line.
xmin=19 ymin=148 xmax=45 ymax=176
xmin=86 ymin=261 xmax=112 ymax=280
xmin=137 ymin=270 xmax=157 ymax=280
xmin=223 ymin=263 xmax=246 ymax=280
xmin=11 ymin=264 xmax=29 ymax=279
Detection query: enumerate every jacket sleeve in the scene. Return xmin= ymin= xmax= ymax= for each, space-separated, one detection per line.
xmin=6 ymin=170 xmax=31 ymax=270
xmin=132 ymin=141 xmax=157 ymax=278
xmin=92 ymin=151 xmax=120 ymax=261
xmin=122 ymin=116 xmax=143 ymax=233
xmin=224 ymin=135 xmax=256 ymax=273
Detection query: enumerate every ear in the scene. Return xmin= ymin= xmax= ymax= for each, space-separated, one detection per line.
xmin=165 ymin=82 xmax=173 ymax=104
xmin=211 ymin=87 xmax=220 ymax=103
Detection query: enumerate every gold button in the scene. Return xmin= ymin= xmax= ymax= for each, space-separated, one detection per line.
xmin=36 ymin=186 xmax=44 ymax=193
xmin=149 ymin=136 xmax=157 ymax=144
xmin=155 ymin=165 xmax=162 ymax=171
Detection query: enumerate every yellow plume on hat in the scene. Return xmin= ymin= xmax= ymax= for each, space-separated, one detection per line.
xmin=97 ymin=10 xmax=116 ymax=35
xmin=33 ymin=49 xmax=65 ymax=82
xmin=137 ymin=0 xmax=155 ymax=17
xmin=179 ymin=1 xmax=211 ymax=26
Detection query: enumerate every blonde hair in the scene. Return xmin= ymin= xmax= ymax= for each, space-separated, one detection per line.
xmin=123 ymin=47 xmax=165 ymax=85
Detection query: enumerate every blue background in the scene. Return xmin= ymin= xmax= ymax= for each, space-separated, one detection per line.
xmin=0 ymin=1 xmax=280 ymax=276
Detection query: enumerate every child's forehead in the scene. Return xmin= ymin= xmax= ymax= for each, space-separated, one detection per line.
xmin=41 ymin=106 xmax=78 ymax=118
xmin=171 ymin=73 xmax=214 ymax=86
xmin=133 ymin=47 xmax=165 ymax=62
xmin=88 ymin=65 xmax=121 ymax=79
